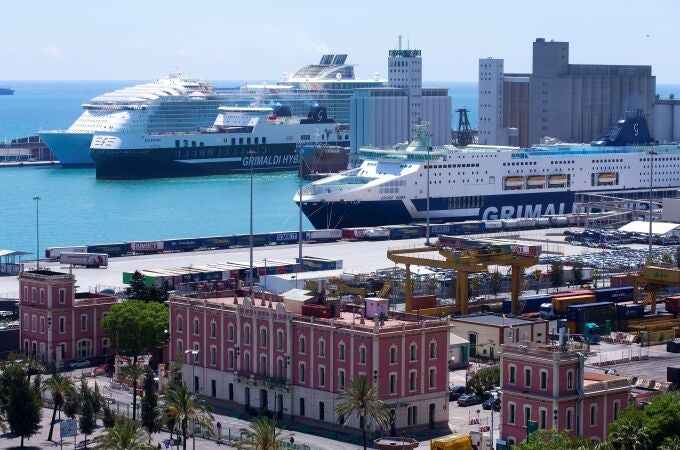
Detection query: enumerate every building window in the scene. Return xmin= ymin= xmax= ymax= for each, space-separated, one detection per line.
xmin=210 ymin=346 xmax=217 ymax=366
xmin=539 ymin=408 xmax=547 ymax=429
xmin=228 ymin=323 xmax=234 ymax=341
xmin=210 ymin=321 xmax=216 ymax=338
xmin=77 ymin=340 xmax=91 ymax=358
xmin=508 ymin=403 xmax=516 ymax=425
xmin=260 ymin=328 xmax=267 ymax=348
xmin=177 ymin=316 xmax=183 ymax=332
xmin=193 ymin=343 xmax=199 ymax=363
xmin=23 ymin=314 xmax=28 ymax=330
xmin=81 ymin=315 xmax=87 ymax=332
xmin=39 ymin=317 xmax=45 ymax=333
xmin=359 ymin=345 xmax=367 ymax=364
xmin=429 ymin=368 xmax=436 ymax=388
xmin=524 ymin=406 xmax=532 ymax=427
xmin=59 ymin=317 xmax=66 ymax=333
xmin=228 ymin=350 xmax=234 ymax=369
xmin=613 ymin=400 xmax=620 ymax=420
xmin=23 ymin=286 xmax=28 ymax=303
xmin=409 ymin=371 xmax=417 ymax=391
xmin=277 ymin=329 xmax=284 ymax=351
xmin=407 ymin=406 xmax=418 ymax=426
xmin=299 ymin=335 xmax=305 ymax=354
xmin=338 ymin=342 xmax=345 ymax=361
xmin=31 ymin=288 xmax=36 ymax=303
xmin=40 ymin=289 xmax=45 ymax=304
xmin=318 ymin=366 xmax=325 ymax=387
xmin=319 ymin=401 xmax=325 ymax=421
xmin=31 ymin=315 xmax=36 ymax=332
xmin=540 ymin=370 xmax=548 ymax=390
xmin=244 ymin=325 xmax=251 ymax=345
xmin=524 ymin=368 xmax=532 ymax=388
xmin=176 ymin=339 xmax=183 ymax=355
xmin=299 ymin=362 xmax=306 ymax=383
xmin=566 ymin=408 xmax=574 ymax=430
xmin=339 ymin=369 xmax=346 ymax=390
xmin=318 ymin=339 xmax=325 ymax=357
xmin=590 ymin=404 xmax=597 ymax=426
xmin=509 ymin=365 xmax=516 ymax=384
xmin=390 ymin=346 xmax=397 ymax=364
xmin=567 ymin=370 xmax=574 ymax=390
xmin=410 ymin=343 xmax=417 ymax=361
xmin=299 ymin=398 xmax=305 ymax=417
xmin=429 ymin=341 xmax=436 ymax=359
xmin=193 ymin=318 xmax=199 ymax=336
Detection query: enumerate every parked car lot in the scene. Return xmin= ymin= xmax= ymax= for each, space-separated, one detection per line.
xmin=457 ymin=394 xmax=483 ymax=407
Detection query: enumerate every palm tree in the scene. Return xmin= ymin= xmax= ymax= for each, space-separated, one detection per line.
xmin=335 ymin=375 xmax=391 ymax=450
xmin=42 ymin=373 xmax=75 ymax=441
xmin=610 ymin=422 xmax=652 ymax=450
xmin=161 ymin=383 xmax=214 ymax=450
xmin=94 ymin=418 xmax=153 ymax=450
xmin=237 ymin=416 xmax=288 ymax=450
xmin=120 ymin=362 xmax=146 ymax=421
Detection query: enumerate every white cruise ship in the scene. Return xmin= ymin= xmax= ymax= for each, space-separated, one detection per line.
xmin=296 ymin=114 xmax=680 ymax=229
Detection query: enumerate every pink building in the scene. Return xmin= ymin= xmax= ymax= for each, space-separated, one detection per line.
xmin=18 ymin=270 xmax=117 ymax=366
xmin=500 ymin=341 xmax=632 ymax=446
xmin=169 ymin=290 xmax=451 ymax=434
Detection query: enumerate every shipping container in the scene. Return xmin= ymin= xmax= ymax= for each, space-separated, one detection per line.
xmin=383 ymin=225 xmax=425 ymax=240
xmin=501 ymin=219 xmax=519 ymax=229
xmin=484 ymin=220 xmax=503 ymax=230
xmin=45 ymin=246 xmax=87 ymax=259
xmin=270 ymin=232 xmax=300 ymax=245
xmin=128 ymin=241 xmax=164 ymax=253
xmin=616 ymin=303 xmax=645 ymax=320
xmin=163 ymin=238 xmax=203 ymax=252
xmin=566 ymin=302 xmax=615 ymax=321
xmin=86 ymin=243 xmax=128 ymax=257
xmin=667 ymin=366 xmax=680 ymax=382
xmin=454 ymin=221 xmax=485 ymax=234
xmin=417 ymin=223 xmax=456 ymax=236
xmin=517 ymin=218 xmax=537 ymax=228
xmin=201 ymin=236 xmax=236 ymax=249
xmin=550 ymin=216 xmax=569 ymax=225
xmin=233 ymin=233 xmax=271 ymax=247
xmin=59 ymin=252 xmax=108 ymax=268
xmin=304 ymin=229 xmax=342 ymax=242
xmin=666 ymin=296 xmax=680 ymax=314
xmin=536 ymin=217 xmax=551 ymax=227
xmin=610 ymin=274 xmax=634 ymax=288
xmin=341 ymin=227 xmax=389 ymax=240
xmin=299 ymin=257 xmax=343 ymax=271
xmin=594 ymin=287 xmax=634 ymax=303
xmin=510 ymin=244 xmax=542 ymax=256
xmin=551 ymin=294 xmax=597 ymax=314
xmin=502 ymin=295 xmax=551 ymax=314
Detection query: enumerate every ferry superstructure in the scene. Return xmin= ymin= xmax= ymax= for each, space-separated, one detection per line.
xmin=90 ymin=106 xmax=349 ymax=179
xmin=39 ymin=75 xmax=232 ymax=167
xmin=296 ymin=115 xmax=680 ymax=229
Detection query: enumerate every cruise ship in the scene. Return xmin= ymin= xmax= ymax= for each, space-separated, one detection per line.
xmin=296 ymin=114 xmax=680 ymax=229
xmin=90 ymin=106 xmax=349 ymax=179
xmin=40 ymin=55 xmax=384 ymax=167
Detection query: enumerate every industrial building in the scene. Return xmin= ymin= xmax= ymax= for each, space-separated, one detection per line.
xmin=350 ymin=46 xmax=451 ymax=156
xmin=479 ymin=38 xmax=656 ymax=147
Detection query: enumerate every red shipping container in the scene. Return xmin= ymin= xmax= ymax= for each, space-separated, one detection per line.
xmin=666 ymin=296 xmax=680 ymax=314
xmin=412 ymin=295 xmax=437 ymax=309
xmin=610 ymin=274 xmax=634 ymax=288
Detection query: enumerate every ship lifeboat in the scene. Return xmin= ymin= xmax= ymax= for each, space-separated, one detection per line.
xmin=597 ymin=172 xmax=617 ymax=185
xmin=268 ymin=114 xmax=278 ymax=120
xmin=526 ymin=176 xmax=546 ymax=188
xmin=503 ymin=176 xmax=525 ymax=190
xmin=548 ymin=174 xmax=568 ymax=187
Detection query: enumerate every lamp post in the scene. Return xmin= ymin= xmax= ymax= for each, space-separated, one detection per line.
xmin=32 ymin=196 xmax=40 ymax=270
xmin=649 ymin=149 xmax=656 ymax=257
xmin=184 ymin=349 xmax=199 ymax=393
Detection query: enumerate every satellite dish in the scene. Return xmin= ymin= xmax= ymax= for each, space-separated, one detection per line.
xmin=335 ymin=73 xmax=342 ymax=80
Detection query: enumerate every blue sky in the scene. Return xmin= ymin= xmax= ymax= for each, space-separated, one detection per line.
xmin=1 ymin=0 xmax=678 ymax=82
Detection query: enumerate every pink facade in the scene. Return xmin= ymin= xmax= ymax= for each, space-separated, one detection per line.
xmin=18 ymin=270 xmax=117 ymax=366
xmin=500 ymin=342 xmax=631 ymax=446
xmin=169 ymin=291 xmax=450 ymax=434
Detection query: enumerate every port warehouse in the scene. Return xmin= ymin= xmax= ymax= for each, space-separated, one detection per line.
xmin=44 ymin=215 xmax=575 ymax=260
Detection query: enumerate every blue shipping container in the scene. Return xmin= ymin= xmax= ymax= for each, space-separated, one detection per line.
xmin=271 ymin=232 xmax=300 ymax=245
xmin=616 ymin=304 xmax=644 ymax=320
xmin=201 ymin=236 xmax=236 ymax=249
xmin=86 ymin=243 xmax=128 ymax=257
xmin=164 ymin=239 xmax=202 ymax=251
xmin=302 ymin=258 xmax=339 ymax=271
xmin=594 ymin=287 xmax=634 ymax=303
xmin=388 ymin=226 xmax=425 ymax=240
xmin=566 ymin=302 xmax=615 ymax=321
xmin=234 ymin=234 xmax=271 ymax=247
xmin=502 ymin=295 xmax=550 ymax=314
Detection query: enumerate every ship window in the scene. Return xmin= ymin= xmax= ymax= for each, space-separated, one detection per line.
xmin=192 ymin=141 xmax=196 ymax=147
xmin=175 ymin=140 xmax=180 ymax=148
xmin=239 ymin=138 xmax=244 ymax=145
xmin=262 ymin=137 xmax=266 ymax=144
xmin=247 ymin=137 xmax=251 ymax=145
xmin=199 ymin=142 xmax=204 ymax=147
xmin=254 ymin=137 xmax=259 ymax=144
xmin=231 ymin=138 xmax=236 ymax=145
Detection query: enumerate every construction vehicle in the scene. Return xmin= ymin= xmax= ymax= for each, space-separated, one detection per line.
xmin=430 ymin=434 xmax=472 ymax=450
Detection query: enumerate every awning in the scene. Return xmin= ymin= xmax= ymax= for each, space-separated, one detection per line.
xmin=618 ymin=221 xmax=680 ymax=236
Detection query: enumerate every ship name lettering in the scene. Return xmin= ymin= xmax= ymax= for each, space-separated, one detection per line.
xmin=481 ymin=202 xmax=566 ymax=220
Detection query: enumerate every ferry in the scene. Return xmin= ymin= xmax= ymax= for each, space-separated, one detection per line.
xmin=295 ymin=113 xmax=680 ymax=229
xmin=90 ymin=106 xmax=349 ymax=179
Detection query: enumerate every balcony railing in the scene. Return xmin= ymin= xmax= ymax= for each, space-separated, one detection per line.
xmin=235 ymin=370 xmax=289 ymax=386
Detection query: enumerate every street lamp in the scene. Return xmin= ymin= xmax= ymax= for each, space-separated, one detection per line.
xmin=32 ymin=196 xmax=40 ymax=270
xmin=184 ymin=349 xmax=199 ymax=393
xmin=648 ymin=149 xmax=657 ymax=257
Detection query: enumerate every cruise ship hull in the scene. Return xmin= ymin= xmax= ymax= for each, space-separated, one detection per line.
xmin=38 ymin=131 xmax=94 ymax=167
xmin=91 ymin=143 xmax=307 ymax=179
xmin=300 ymin=191 xmax=577 ymax=229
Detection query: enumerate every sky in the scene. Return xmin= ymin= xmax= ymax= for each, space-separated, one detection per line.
xmin=1 ymin=0 xmax=679 ymax=82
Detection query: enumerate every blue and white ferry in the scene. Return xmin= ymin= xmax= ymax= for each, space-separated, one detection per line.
xmin=296 ymin=114 xmax=680 ymax=229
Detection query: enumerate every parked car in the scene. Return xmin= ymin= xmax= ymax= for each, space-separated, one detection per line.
xmin=448 ymin=385 xmax=466 ymax=401
xmin=482 ymin=397 xmax=501 ymax=411
xmin=457 ymin=394 xmax=483 ymax=407
xmin=94 ymin=364 xmax=113 ymax=376
xmin=68 ymin=359 xmax=91 ymax=369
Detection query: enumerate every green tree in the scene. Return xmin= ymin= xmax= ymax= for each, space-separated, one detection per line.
xmin=161 ymin=383 xmax=214 ymax=450
xmin=514 ymin=429 xmax=575 ymax=449
xmin=531 ymin=269 xmax=543 ymax=294
xmin=63 ymin=387 xmax=81 ymax=419
xmin=237 ymin=416 xmax=289 ymax=450
xmin=79 ymin=379 xmax=96 ymax=446
xmin=573 ymin=262 xmax=584 ymax=286
xmin=94 ymin=418 xmax=154 ymax=450
xmin=102 ymin=300 xmax=168 ymax=420
xmin=466 ymin=365 xmax=500 ymax=397
xmin=662 ymin=253 xmax=673 ymax=264
xmin=469 ymin=274 xmax=483 ymax=299
xmin=5 ymin=365 xmax=42 ymax=448
xmin=592 ymin=269 xmax=602 ymax=288
xmin=121 ymin=363 xmax=147 ymax=423
xmin=126 ymin=270 xmax=170 ymax=303
xmin=42 ymin=372 xmax=75 ymax=441
xmin=609 ymin=422 xmax=652 ymax=449
xmin=636 ymin=391 xmax=680 ymax=448
xmin=489 ymin=271 xmax=503 ymax=297
xmin=141 ymin=369 xmax=161 ymax=442
xmin=102 ymin=404 xmax=116 ymax=429
xmin=335 ymin=375 xmax=392 ymax=450
xmin=550 ymin=261 xmax=564 ymax=290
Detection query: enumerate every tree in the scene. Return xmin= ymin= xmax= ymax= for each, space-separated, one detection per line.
xmin=237 ymin=416 xmax=288 ymax=450
xmin=466 ymin=365 xmax=500 ymax=397
xmin=42 ymin=372 xmax=75 ymax=441
xmin=531 ymin=269 xmax=543 ymax=294
xmin=469 ymin=274 xmax=483 ymax=299
xmin=102 ymin=404 xmax=116 ymax=429
xmin=489 ymin=271 xmax=503 ymax=297
xmin=79 ymin=379 xmax=96 ymax=446
xmin=94 ymin=418 xmax=154 ymax=450
xmin=121 ymin=363 xmax=146 ymax=423
xmin=126 ymin=270 xmax=170 ymax=303
xmin=63 ymin=388 xmax=81 ymax=419
xmin=662 ymin=253 xmax=673 ymax=264
xmin=609 ymin=421 xmax=652 ymax=449
xmin=161 ymin=383 xmax=214 ymax=450
xmin=335 ymin=375 xmax=392 ymax=450
xmin=141 ymin=369 xmax=161 ymax=442
xmin=550 ymin=261 xmax=564 ymax=290
xmin=514 ymin=429 xmax=575 ymax=449
xmin=573 ymin=262 xmax=584 ymax=286
xmin=635 ymin=391 xmax=680 ymax=448
xmin=5 ymin=365 xmax=42 ymax=448
xmin=592 ymin=269 xmax=602 ymax=288
xmin=102 ymin=300 xmax=168 ymax=420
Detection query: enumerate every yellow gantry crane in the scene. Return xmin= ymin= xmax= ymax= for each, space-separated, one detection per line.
xmin=632 ymin=265 xmax=680 ymax=315
xmin=387 ymin=237 xmax=539 ymax=316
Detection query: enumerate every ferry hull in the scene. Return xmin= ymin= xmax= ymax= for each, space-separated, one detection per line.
xmin=91 ymin=143 xmax=303 ymax=180
xmin=38 ymin=131 xmax=94 ymax=167
xmin=300 ymin=191 xmax=577 ymax=229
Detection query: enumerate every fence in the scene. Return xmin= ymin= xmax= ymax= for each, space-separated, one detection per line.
xmin=586 ymin=347 xmax=649 ymax=367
